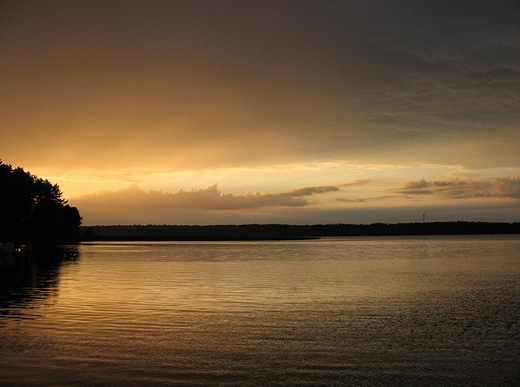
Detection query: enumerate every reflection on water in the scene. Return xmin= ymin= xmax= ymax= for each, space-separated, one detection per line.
xmin=0 ymin=246 xmax=79 ymax=320
xmin=0 ymin=236 xmax=519 ymax=386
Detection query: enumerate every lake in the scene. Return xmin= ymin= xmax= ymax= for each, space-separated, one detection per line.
xmin=1 ymin=235 xmax=519 ymax=386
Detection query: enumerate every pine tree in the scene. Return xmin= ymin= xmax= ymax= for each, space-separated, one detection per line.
xmin=0 ymin=160 xmax=82 ymax=244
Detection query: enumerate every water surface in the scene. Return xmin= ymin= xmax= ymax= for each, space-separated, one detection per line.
xmin=1 ymin=236 xmax=519 ymax=386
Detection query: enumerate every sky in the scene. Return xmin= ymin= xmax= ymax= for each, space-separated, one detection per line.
xmin=1 ymin=0 xmax=519 ymax=225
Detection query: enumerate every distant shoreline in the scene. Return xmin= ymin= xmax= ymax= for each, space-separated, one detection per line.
xmin=81 ymin=222 xmax=520 ymax=241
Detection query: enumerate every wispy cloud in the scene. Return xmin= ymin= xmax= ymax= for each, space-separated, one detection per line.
xmin=335 ymin=198 xmax=366 ymax=203
xmin=72 ymin=184 xmax=339 ymax=210
xmin=397 ymin=174 xmax=520 ymax=200
xmin=339 ymin=179 xmax=371 ymax=187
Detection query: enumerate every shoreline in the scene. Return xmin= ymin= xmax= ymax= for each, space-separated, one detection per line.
xmin=81 ymin=221 xmax=520 ymax=242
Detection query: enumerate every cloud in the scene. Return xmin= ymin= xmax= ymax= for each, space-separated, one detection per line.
xmin=339 ymin=180 xmax=371 ymax=187
xmin=335 ymin=198 xmax=366 ymax=203
xmin=286 ymin=186 xmax=339 ymax=197
xmin=1 ymin=1 xmax=519 ymax=173
xmin=71 ymin=183 xmax=340 ymax=211
xmin=398 ymin=174 xmax=520 ymax=200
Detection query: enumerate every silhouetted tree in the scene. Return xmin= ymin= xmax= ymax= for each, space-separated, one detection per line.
xmin=0 ymin=160 xmax=82 ymax=244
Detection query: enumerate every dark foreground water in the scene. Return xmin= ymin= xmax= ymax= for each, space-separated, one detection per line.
xmin=1 ymin=236 xmax=519 ymax=386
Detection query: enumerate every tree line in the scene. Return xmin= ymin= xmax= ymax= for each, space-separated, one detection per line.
xmin=0 ymin=161 xmax=82 ymax=244
xmin=83 ymin=221 xmax=520 ymax=241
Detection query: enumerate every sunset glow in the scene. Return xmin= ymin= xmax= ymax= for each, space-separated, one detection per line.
xmin=1 ymin=1 xmax=518 ymax=225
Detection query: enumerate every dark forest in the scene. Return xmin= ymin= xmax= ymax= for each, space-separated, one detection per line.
xmin=0 ymin=161 xmax=82 ymax=244
xmin=83 ymin=222 xmax=520 ymax=241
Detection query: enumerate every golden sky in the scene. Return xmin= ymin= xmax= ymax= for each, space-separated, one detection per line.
xmin=1 ymin=1 xmax=519 ymax=225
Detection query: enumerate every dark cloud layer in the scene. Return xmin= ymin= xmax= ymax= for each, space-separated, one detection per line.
xmin=1 ymin=0 xmax=519 ymax=171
